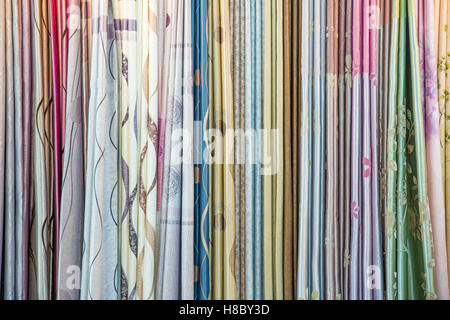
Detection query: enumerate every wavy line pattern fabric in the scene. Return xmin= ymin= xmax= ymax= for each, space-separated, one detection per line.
xmin=80 ymin=0 xmax=118 ymax=300
xmin=193 ymin=0 xmax=210 ymax=301
xmin=209 ymin=0 xmax=236 ymax=300
xmin=436 ymin=0 xmax=450 ymax=299
xmin=418 ymin=0 xmax=450 ymax=300
xmin=2 ymin=0 xmax=450 ymax=301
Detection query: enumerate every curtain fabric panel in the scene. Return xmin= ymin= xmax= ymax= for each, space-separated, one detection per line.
xmin=0 ymin=0 xmax=449 ymax=300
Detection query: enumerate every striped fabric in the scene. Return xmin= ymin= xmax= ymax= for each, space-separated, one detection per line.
xmin=0 ymin=0 xmax=450 ymax=301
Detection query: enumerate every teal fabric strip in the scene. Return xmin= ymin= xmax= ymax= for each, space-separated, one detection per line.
xmin=80 ymin=1 xmax=119 ymax=300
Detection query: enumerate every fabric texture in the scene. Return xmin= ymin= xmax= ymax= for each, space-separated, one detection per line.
xmin=0 ymin=0 xmax=449 ymax=301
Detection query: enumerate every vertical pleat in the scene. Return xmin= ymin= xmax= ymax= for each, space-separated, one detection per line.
xmin=57 ymin=0 xmax=87 ymax=300
xmin=193 ymin=0 xmax=210 ymax=301
xmin=29 ymin=0 xmax=54 ymax=300
xmin=49 ymin=2 xmax=63 ymax=293
xmin=0 ymin=0 xmax=446 ymax=302
xmin=210 ymin=0 xmax=236 ymax=300
xmin=254 ymin=0 xmax=264 ymax=300
xmin=243 ymin=0 xmax=255 ymax=300
xmin=0 ymin=0 xmax=6 ymax=293
xmin=136 ymin=0 xmax=159 ymax=301
xmin=325 ymin=0 xmax=339 ymax=301
xmin=342 ymin=0 xmax=353 ymax=300
xmin=283 ymin=0 xmax=293 ymax=301
xmin=297 ymin=0 xmax=310 ymax=300
xmin=437 ymin=0 xmax=450 ymax=283
xmin=290 ymin=0 xmax=300 ymax=299
xmin=419 ymin=0 xmax=450 ymax=300
xmin=80 ymin=0 xmax=119 ymax=300
xmin=262 ymin=0 xmax=273 ymax=300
